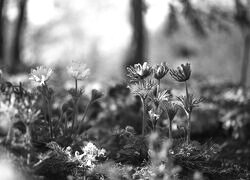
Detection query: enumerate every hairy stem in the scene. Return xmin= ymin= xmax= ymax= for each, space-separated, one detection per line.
xmin=72 ymin=79 xmax=79 ymax=131
xmin=77 ymin=100 xmax=92 ymax=134
xmin=185 ymin=80 xmax=189 ymax=98
xmin=81 ymin=100 xmax=91 ymax=123
xmin=47 ymin=98 xmax=53 ymax=139
xmin=157 ymin=79 xmax=161 ymax=94
xmin=186 ymin=112 xmax=191 ymax=144
xmin=140 ymin=96 xmax=146 ymax=135
xmin=71 ymin=100 xmax=78 ymax=131
xmin=169 ymin=119 xmax=173 ymax=141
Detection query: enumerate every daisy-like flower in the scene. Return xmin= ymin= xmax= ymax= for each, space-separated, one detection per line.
xmin=29 ymin=66 xmax=53 ymax=86
xmin=170 ymin=62 xmax=191 ymax=82
xmin=67 ymin=60 xmax=90 ymax=81
xmin=127 ymin=62 xmax=152 ymax=83
xmin=153 ymin=62 xmax=169 ymax=80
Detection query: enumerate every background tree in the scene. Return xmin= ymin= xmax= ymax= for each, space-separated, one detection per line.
xmin=124 ymin=0 xmax=147 ymax=69
xmin=0 ymin=0 xmax=6 ymax=65
xmin=165 ymin=0 xmax=250 ymax=90
xmin=10 ymin=0 xmax=28 ymax=73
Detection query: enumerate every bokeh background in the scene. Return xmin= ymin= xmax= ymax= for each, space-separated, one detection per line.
xmin=0 ymin=0 xmax=250 ymax=85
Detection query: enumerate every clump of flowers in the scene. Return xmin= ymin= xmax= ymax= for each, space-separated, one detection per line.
xmin=65 ymin=142 xmax=106 ymax=170
xmin=127 ymin=61 xmax=202 ymax=145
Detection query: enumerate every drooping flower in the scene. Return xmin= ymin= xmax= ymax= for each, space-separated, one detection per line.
xmin=29 ymin=66 xmax=53 ymax=85
xmin=170 ymin=62 xmax=191 ymax=82
xmin=153 ymin=62 xmax=169 ymax=80
xmin=67 ymin=60 xmax=90 ymax=81
xmin=127 ymin=62 xmax=152 ymax=82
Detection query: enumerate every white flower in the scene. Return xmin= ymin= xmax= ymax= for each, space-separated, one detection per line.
xmin=29 ymin=66 xmax=53 ymax=85
xmin=148 ymin=109 xmax=160 ymax=120
xmin=67 ymin=60 xmax=90 ymax=81
xmin=82 ymin=142 xmax=98 ymax=155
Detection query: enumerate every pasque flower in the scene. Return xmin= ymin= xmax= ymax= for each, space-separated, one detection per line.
xmin=67 ymin=60 xmax=90 ymax=81
xmin=170 ymin=63 xmax=191 ymax=82
xmin=153 ymin=62 xmax=169 ymax=80
xmin=127 ymin=62 xmax=152 ymax=82
xmin=29 ymin=66 xmax=53 ymax=85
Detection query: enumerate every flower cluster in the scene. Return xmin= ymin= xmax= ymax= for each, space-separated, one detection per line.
xmin=73 ymin=142 xmax=106 ymax=169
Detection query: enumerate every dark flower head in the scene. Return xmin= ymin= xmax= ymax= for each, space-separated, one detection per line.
xmin=91 ymin=89 xmax=103 ymax=102
xmin=153 ymin=62 xmax=169 ymax=80
xmin=127 ymin=62 xmax=152 ymax=83
xmin=170 ymin=63 xmax=191 ymax=82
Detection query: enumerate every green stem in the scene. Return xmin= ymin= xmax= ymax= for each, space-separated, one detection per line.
xmin=185 ymin=81 xmax=189 ymax=98
xmin=75 ymin=78 xmax=78 ymax=92
xmin=77 ymin=100 xmax=92 ymax=134
xmin=71 ymin=100 xmax=78 ymax=131
xmin=47 ymin=98 xmax=53 ymax=139
xmin=81 ymin=101 xmax=91 ymax=122
xmin=169 ymin=119 xmax=173 ymax=141
xmin=186 ymin=112 xmax=191 ymax=144
xmin=140 ymin=96 xmax=146 ymax=136
xmin=72 ymin=79 xmax=79 ymax=131
xmin=157 ymin=79 xmax=160 ymax=94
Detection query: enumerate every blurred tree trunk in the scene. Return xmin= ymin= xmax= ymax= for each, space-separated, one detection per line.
xmin=240 ymin=33 xmax=250 ymax=89
xmin=125 ymin=0 xmax=146 ymax=68
xmin=10 ymin=0 xmax=27 ymax=73
xmin=0 ymin=0 xmax=6 ymax=64
xmin=235 ymin=0 xmax=250 ymax=89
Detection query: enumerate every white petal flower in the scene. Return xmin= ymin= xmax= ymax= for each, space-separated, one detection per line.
xmin=29 ymin=66 xmax=53 ymax=85
xmin=67 ymin=60 xmax=90 ymax=81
